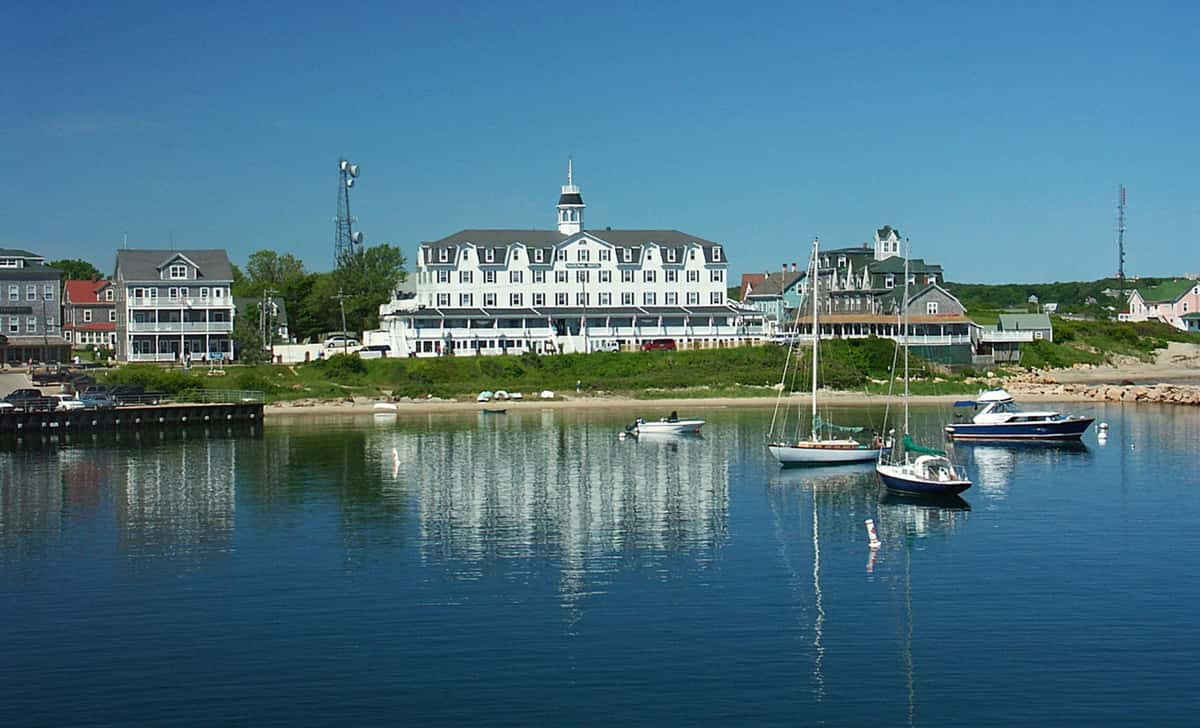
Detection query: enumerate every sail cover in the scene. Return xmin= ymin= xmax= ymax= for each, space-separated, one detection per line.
xmin=813 ymin=415 xmax=865 ymax=433
xmin=903 ymin=434 xmax=946 ymax=457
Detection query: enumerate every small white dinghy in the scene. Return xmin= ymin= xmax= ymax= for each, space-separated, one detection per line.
xmin=627 ymin=416 xmax=704 ymax=435
xmin=373 ymin=402 xmax=398 ymax=413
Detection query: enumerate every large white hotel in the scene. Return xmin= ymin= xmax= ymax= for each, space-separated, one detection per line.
xmin=377 ymin=165 xmax=765 ymax=356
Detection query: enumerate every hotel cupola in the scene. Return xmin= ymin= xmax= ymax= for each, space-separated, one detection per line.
xmin=556 ymin=159 xmax=585 ymax=235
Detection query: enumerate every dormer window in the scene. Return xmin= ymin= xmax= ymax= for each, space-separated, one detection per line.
xmin=105 ymin=288 xmax=114 ymax=301
xmin=485 ymin=249 xmax=495 ymax=263
xmin=622 ymin=249 xmax=632 ymax=263
xmin=667 ymin=249 xmax=677 ymax=263
xmin=535 ymin=249 xmax=544 ymax=263
xmin=713 ymin=248 xmax=722 ymax=262
xmin=169 ymin=264 xmax=188 ymax=280
xmin=885 ymin=274 xmax=895 ymax=289
xmin=838 ymin=256 xmax=846 ymax=267
xmin=438 ymin=248 xmax=449 ymax=263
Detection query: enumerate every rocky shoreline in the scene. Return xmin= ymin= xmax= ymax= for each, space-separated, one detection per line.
xmin=1009 ymin=379 xmax=1200 ymax=405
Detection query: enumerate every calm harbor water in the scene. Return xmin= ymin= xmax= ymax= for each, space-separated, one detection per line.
xmin=2 ymin=403 xmax=1198 ymax=726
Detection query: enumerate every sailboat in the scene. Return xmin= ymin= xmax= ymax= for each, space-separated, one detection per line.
xmin=875 ymin=240 xmax=972 ymax=496
xmin=768 ymin=238 xmax=882 ymax=466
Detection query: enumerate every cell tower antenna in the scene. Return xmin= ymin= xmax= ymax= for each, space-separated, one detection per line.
xmin=334 ymin=159 xmax=363 ymax=268
xmin=1116 ymin=184 xmax=1127 ymax=292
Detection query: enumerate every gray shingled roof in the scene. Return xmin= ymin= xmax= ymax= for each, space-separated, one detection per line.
xmin=114 ymin=249 xmax=234 ymax=281
xmin=0 ymin=248 xmax=41 ymax=258
xmin=420 ymin=229 xmax=724 ymax=265
xmin=747 ymin=270 xmax=804 ymax=298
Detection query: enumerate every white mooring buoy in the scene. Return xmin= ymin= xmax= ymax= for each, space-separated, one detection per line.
xmin=1099 ymin=422 xmax=1109 ymax=431
xmin=864 ymin=519 xmax=881 ymax=550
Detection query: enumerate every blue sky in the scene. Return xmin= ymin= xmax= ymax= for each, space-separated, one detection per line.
xmin=2 ymin=1 xmax=1196 ymax=282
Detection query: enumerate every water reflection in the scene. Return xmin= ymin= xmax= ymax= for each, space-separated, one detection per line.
xmin=0 ymin=429 xmax=253 ymax=564
xmin=372 ymin=411 xmax=731 ymax=614
xmin=958 ymin=441 xmax=1091 ymax=501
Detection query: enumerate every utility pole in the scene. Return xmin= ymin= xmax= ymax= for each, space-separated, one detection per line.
xmin=261 ymin=287 xmax=278 ymax=363
xmin=332 ymin=288 xmax=349 ymax=356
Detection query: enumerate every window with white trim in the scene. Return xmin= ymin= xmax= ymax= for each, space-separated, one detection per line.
xmin=26 ymin=316 xmax=36 ymax=332
xmin=438 ymin=248 xmax=448 ymax=263
xmin=710 ymin=291 xmax=723 ymax=304
xmin=533 ymin=293 xmax=545 ymax=307
xmin=556 ymin=292 xmax=568 ymax=305
xmin=84 ymin=310 xmax=93 ymax=322
xmin=8 ymin=285 xmax=17 ymax=302
xmin=168 ymin=288 xmax=178 ymax=300
xmin=511 ymin=293 xmax=523 ymax=306
xmin=622 ymin=270 xmax=634 ymax=283
xmin=556 ymin=249 xmax=566 ymax=261
xmin=643 ymin=292 xmax=656 ymax=306
xmin=484 ymin=271 xmax=496 ymax=285
xmin=534 ymin=249 xmax=544 ymax=263
xmin=510 ymin=271 xmax=523 ymax=284
xmin=533 ymin=270 xmax=545 ymax=284
xmin=44 ymin=284 xmax=54 ymax=300
xmin=7 ymin=317 xmax=16 ymax=333
xmin=665 ymin=292 xmax=677 ymax=305
xmin=665 ymin=270 xmax=677 ymax=283
xmin=459 ymin=271 xmax=473 ymax=284
xmin=169 ymin=264 xmax=188 ymax=280
xmin=619 ymin=291 xmax=632 ymax=305
xmin=556 ymin=270 xmax=568 ymax=283
xmin=109 ymin=310 xmax=116 ymax=322
xmin=576 ymin=270 xmax=589 ymax=283
xmin=26 ymin=285 xmax=36 ymax=300
xmin=577 ymin=249 xmax=589 ymax=262
xmin=576 ymin=292 xmax=588 ymax=306
xmin=710 ymin=270 xmax=723 ymax=282
xmin=885 ymin=274 xmax=895 ymax=289
xmin=200 ymin=287 xmax=209 ymax=299
xmin=687 ymin=270 xmax=699 ymax=283
xmin=485 ymin=249 xmax=495 ymax=263
xmin=437 ymin=293 xmax=450 ymax=306
xmin=622 ymin=249 xmax=632 ymax=263
xmin=460 ymin=293 xmax=473 ymax=307
xmin=643 ymin=270 xmax=656 ymax=283
xmin=713 ymin=248 xmax=722 ymax=261
xmin=598 ymin=292 xmax=611 ymax=305
xmin=599 ymin=249 xmax=610 ymax=262
xmin=599 ymin=270 xmax=611 ymax=283
xmin=687 ymin=292 xmax=700 ymax=305
xmin=926 ymin=301 xmax=939 ymax=315
xmin=438 ymin=270 xmax=450 ymax=284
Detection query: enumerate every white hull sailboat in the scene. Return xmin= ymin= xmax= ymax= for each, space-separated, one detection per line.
xmin=768 ymin=238 xmax=881 ymax=467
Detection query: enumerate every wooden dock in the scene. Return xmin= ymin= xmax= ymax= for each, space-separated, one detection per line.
xmin=0 ymin=402 xmax=264 ymax=436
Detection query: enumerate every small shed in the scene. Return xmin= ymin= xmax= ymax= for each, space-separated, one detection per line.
xmin=998 ymin=313 xmax=1053 ymax=342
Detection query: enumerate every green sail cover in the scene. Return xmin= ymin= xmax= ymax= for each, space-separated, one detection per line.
xmin=812 ymin=416 xmax=865 ymax=434
xmin=903 ymin=433 xmax=946 ymax=457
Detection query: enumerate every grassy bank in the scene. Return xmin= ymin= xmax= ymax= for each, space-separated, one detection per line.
xmin=97 ymin=320 xmax=1195 ymax=403
xmin=99 ymin=338 xmax=977 ymax=402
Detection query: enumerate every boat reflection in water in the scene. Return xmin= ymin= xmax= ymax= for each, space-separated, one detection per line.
xmin=956 ymin=440 xmax=1091 ymax=501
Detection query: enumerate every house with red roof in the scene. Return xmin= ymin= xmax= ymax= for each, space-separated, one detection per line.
xmin=62 ymin=279 xmax=116 ymax=350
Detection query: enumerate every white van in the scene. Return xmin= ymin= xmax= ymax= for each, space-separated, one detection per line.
xmin=594 ymin=340 xmax=620 ymax=353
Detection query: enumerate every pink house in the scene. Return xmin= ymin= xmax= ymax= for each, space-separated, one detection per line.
xmin=1121 ymin=279 xmax=1200 ymax=331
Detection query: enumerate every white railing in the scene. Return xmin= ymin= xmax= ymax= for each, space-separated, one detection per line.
xmin=128 ymin=321 xmax=233 ymax=333
xmin=977 ymin=330 xmax=1034 ymax=343
xmin=127 ymin=353 xmax=181 ymax=362
xmin=127 ymin=298 xmax=233 ymax=309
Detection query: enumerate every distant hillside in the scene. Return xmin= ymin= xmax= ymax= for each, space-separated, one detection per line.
xmin=944 ymin=277 xmax=1179 ymax=316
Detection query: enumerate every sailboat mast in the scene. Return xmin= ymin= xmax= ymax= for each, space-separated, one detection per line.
xmin=903 ymin=238 xmax=910 ymax=435
xmin=811 ymin=238 xmax=819 ymax=440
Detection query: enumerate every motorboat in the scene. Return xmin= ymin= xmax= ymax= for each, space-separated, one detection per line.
xmin=373 ymin=402 xmax=398 ymax=412
xmin=767 ymin=238 xmax=881 ymax=466
xmin=943 ymin=389 xmax=1094 ymax=441
xmin=626 ymin=416 xmax=704 ymax=435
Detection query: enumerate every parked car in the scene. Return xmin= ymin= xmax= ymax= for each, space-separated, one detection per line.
xmin=32 ymin=365 xmax=71 ymax=386
xmin=80 ymin=392 xmax=116 ymax=410
xmin=46 ymin=394 xmax=86 ymax=411
xmin=4 ymin=388 xmax=51 ymax=411
xmin=594 ymin=340 xmax=621 ymax=353
xmin=358 ymin=344 xmax=391 ymax=359
xmin=324 ymin=335 xmax=361 ymax=349
xmin=109 ymin=384 xmax=166 ymax=405
xmin=0 ymin=401 xmax=13 ymax=413
xmin=639 ymin=338 xmax=677 ymax=352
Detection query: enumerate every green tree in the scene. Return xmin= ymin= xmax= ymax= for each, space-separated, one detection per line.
xmin=50 ymin=258 xmax=103 ymax=281
xmin=233 ymin=308 xmax=269 ymax=364
xmin=246 ymin=250 xmax=307 ymax=290
xmin=310 ymin=243 xmax=408 ymax=336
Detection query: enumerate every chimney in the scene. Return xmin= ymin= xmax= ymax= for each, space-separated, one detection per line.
xmin=791 ymin=262 xmax=797 ymax=272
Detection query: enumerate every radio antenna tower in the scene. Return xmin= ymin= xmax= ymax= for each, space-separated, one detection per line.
xmin=1116 ymin=184 xmax=1127 ymax=291
xmin=334 ymin=159 xmax=364 ymax=268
